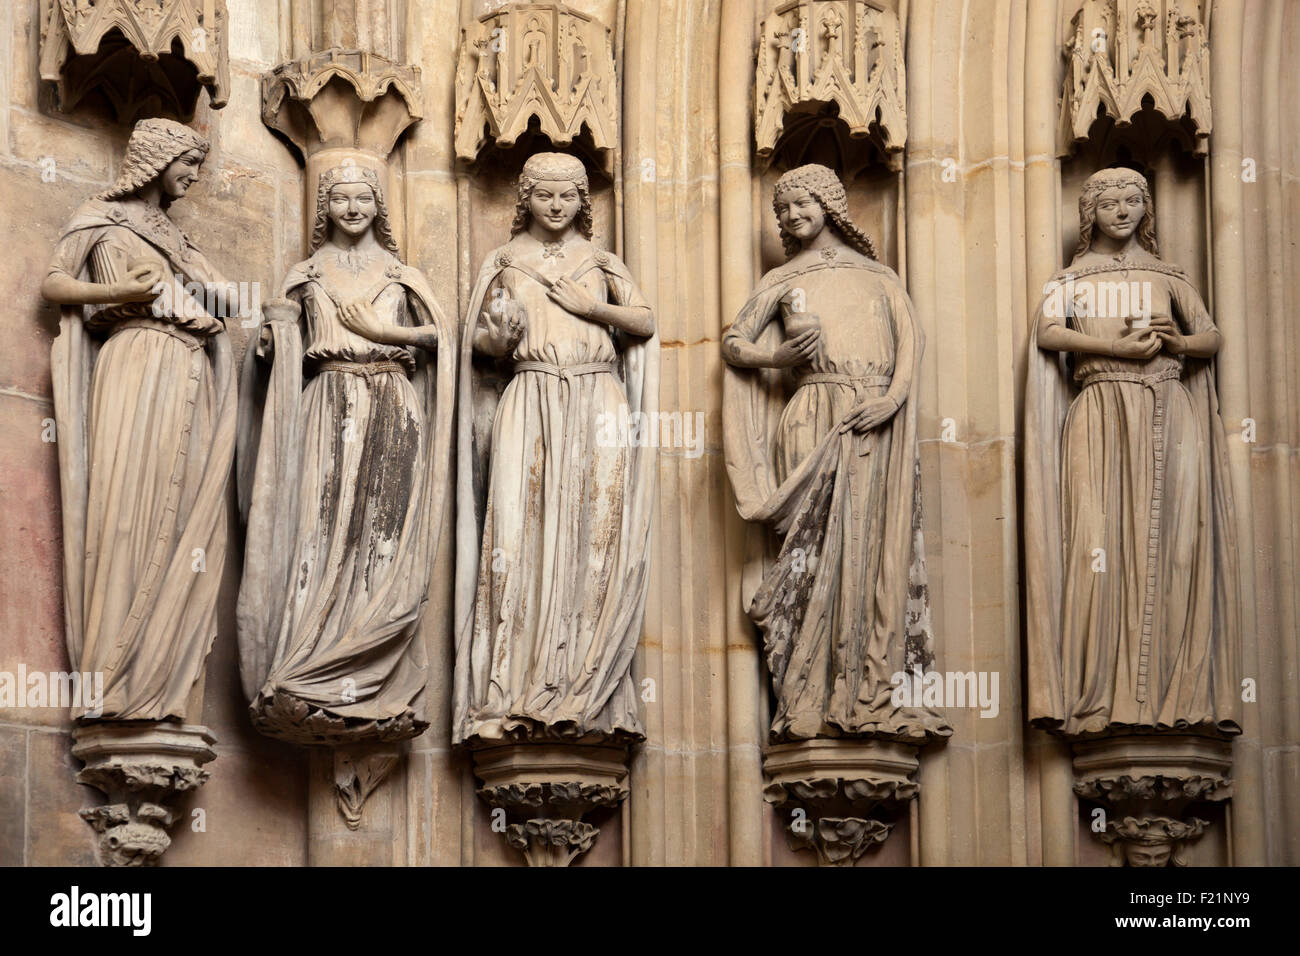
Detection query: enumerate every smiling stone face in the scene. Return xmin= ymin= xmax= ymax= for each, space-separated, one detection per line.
xmin=1093 ymin=183 xmax=1146 ymax=243
xmin=327 ymin=182 xmax=378 ymax=240
xmin=774 ymin=185 xmax=827 ymax=246
xmin=161 ymin=149 xmax=205 ymax=200
xmin=527 ymin=178 xmax=582 ymax=234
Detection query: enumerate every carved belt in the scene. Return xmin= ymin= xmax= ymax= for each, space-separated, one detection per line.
xmin=112 ymin=317 xmax=204 ymax=351
xmin=795 ymin=372 xmax=891 ymax=389
xmin=316 ymin=359 xmax=409 ymax=380
xmin=1079 ymin=367 xmax=1181 ymax=390
xmin=513 ymin=360 xmax=617 ymax=381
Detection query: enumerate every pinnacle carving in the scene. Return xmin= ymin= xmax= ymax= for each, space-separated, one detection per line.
xmin=755 ymin=1 xmax=907 ymax=174
xmin=1059 ymin=0 xmax=1212 ymax=156
xmin=454 ymin=2 xmax=619 ymax=164
xmin=39 ymin=0 xmax=230 ymax=120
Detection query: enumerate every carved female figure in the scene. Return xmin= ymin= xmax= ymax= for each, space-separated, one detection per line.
xmin=43 ymin=118 xmax=239 ymax=721
xmin=722 ymin=164 xmax=949 ymax=743
xmin=453 ymin=152 xmax=658 ymax=745
xmin=237 ymin=164 xmax=456 ymax=744
xmin=1025 ymin=167 xmax=1240 ymax=738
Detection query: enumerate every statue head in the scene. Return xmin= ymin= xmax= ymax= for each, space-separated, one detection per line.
xmin=772 ymin=164 xmax=877 ymax=260
xmin=1102 ymin=816 xmax=1206 ymax=867
xmin=309 ymin=163 xmax=400 ymax=255
xmin=511 ymin=152 xmax=593 ymax=240
xmin=1076 ymin=167 xmax=1158 ymax=258
xmin=97 ymin=118 xmax=209 ymax=207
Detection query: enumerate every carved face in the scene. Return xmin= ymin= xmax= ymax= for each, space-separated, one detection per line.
xmin=1123 ymin=842 xmax=1173 ymax=867
xmin=1092 ymin=184 xmax=1146 ymax=243
xmin=160 ymin=149 xmax=204 ymax=199
xmin=328 ymin=183 xmax=378 ymax=240
xmin=528 ymin=179 xmax=582 ymax=235
xmin=775 ymin=186 xmax=826 ymax=245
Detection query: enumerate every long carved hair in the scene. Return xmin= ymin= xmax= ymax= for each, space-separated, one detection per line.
xmin=509 ymin=152 xmax=595 ymax=240
xmin=1074 ymin=167 xmax=1159 ymax=259
xmin=773 ymin=163 xmax=877 ymax=260
xmin=309 ymin=164 xmax=401 ymax=256
xmin=96 ymin=118 xmax=209 ymax=208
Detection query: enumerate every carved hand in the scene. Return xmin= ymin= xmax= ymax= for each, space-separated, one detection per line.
xmin=109 ymin=262 xmax=165 ymax=304
xmin=839 ymin=396 xmax=899 ymax=435
xmin=479 ymin=298 xmax=527 ymax=355
xmin=548 ymin=276 xmax=597 ymax=319
xmin=771 ymin=326 xmax=820 ymax=368
xmin=1111 ymin=327 xmax=1162 ymax=359
xmin=1146 ymin=314 xmax=1187 ymax=355
xmin=254 ymin=300 xmax=300 ymax=360
xmin=339 ymin=299 xmax=398 ymax=345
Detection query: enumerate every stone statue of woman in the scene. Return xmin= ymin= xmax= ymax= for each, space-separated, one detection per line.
xmin=236 ymin=163 xmax=456 ymax=747
xmin=722 ymin=164 xmax=949 ymax=744
xmin=43 ymin=118 xmax=239 ymax=723
xmin=1025 ymin=167 xmax=1241 ymax=738
xmin=452 ymin=152 xmax=658 ymax=746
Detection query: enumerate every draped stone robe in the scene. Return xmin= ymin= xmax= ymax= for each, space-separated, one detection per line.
xmin=48 ymin=199 xmax=238 ymax=722
xmin=723 ymin=250 xmax=950 ymax=743
xmin=452 ymin=235 xmax=658 ymax=746
xmin=1025 ymin=253 xmax=1241 ymax=739
xmin=236 ymin=247 xmax=456 ymax=743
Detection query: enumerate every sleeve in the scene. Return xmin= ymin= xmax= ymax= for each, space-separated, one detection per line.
xmin=46 ymin=224 xmax=109 ymax=283
xmin=1168 ymin=274 xmax=1217 ymax=335
xmin=602 ymin=254 xmax=652 ymax=310
xmin=723 ymin=272 xmax=787 ymax=347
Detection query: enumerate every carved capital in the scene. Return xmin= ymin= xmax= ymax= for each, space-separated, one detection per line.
xmin=763 ymin=738 xmax=920 ymax=865
xmin=472 ymin=743 xmax=629 ymax=867
xmin=71 ymin=722 xmax=216 ymax=867
xmin=1059 ymin=0 xmax=1212 ymax=156
xmin=755 ymin=0 xmax=907 ymax=174
xmin=1072 ymin=735 xmax=1232 ymax=866
xmin=454 ymin=2 xmax=619 ymax=164
xmin=39 ymin=0 xmax=230 ymax=121
xmin=262 ymin=48 xmax=424 ymax=161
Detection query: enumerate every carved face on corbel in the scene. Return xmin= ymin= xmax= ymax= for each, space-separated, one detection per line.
xmin=328 ymin=182 xmax=379 ymax=241
xmin=774 ymin=185 xmax=827 ymax=247
xmin=1122 ymin=841 xmax=1174 ymax=867
xmin=160 ymin=148 xmax=205 ymax=201
xmin=1102 ymin=816 xmax=1207 ymax=867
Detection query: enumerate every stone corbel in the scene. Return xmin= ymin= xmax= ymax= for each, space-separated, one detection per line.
xmin=454 ymin=2 xmax=619 ymax=173
xmin=72 ymin=722 xmax=216 ymax=867
xmin=754 ymin=0 xmax=907 ymax=176
xmin=1058 ymin=0 xmax=1212 ymax=156
xmin=762 ymin=739 xmax=920 ymax=866
xmin=1072 ymin=735 xmax=1232 ymax=866
xmin=472 ymin=743 xmax=629 ymax=867
xmin=39 ymin=0 xmax=230 ymax=121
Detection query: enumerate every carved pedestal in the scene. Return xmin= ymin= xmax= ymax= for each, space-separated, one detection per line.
xmin=763 ymin=738 xmax=919 ymax=866
xmin=1072 ymin=735 xmax=1232 ymax=867
xmin=472 ymin=743 xmax=629 ymax=867
xmin=72 ymin=722 xmax=216 ymax=867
